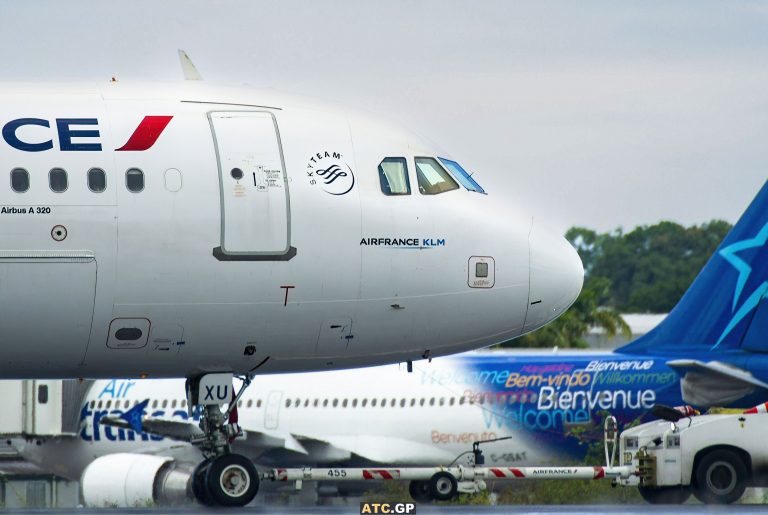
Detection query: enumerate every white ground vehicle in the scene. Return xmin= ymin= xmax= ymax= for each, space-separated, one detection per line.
xmin=619 ymin=409 xmax=768 ymax=504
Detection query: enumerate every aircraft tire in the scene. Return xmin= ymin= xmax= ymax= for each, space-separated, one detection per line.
xmin=204 ymin=453 xmax=260 ymax=507
xmin=637 ymin=485 xmax=691 ymax=504
xmin=192 ymin=459 xmax=214 ymax=506
xmin=408 ymin=480 xmax=433 ymax=503
xmin=693 ymin=449 xmax=747 ymax=504
xmin=429 ymin=471 xmax=458 ymax=501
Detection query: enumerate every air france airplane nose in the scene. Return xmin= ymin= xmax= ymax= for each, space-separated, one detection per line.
xmin=523 ymin=222 xmax=584 ymax=334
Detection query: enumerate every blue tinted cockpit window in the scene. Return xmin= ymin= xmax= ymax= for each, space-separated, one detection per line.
xmin=415 ymin=157 xmax=459 ymax=195
xmin=438 ymin=157 xmax=486 ymax=194
xmin=378 ymin=157 xmax=411 ymax=195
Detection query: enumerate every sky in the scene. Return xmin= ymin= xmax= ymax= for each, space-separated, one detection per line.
xmin=2 ymin=0 xmax=767 ymax=233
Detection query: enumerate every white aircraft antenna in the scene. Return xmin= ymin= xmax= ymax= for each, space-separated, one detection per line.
xmin=178 ymin=49 xmax=203 ymax=81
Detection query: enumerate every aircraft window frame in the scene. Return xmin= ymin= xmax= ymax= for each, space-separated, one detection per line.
xmin=286 ymin=399 xmax=291 ymax=408
xmin=459 ymin=397 xmax=466 ymax=405
xmin=256 ymin=399 xmax=262 ymax=408
xmin=151 ymin=400 xmax=158 ymax=409
xmin=126 ymin=168 xmax=145 ymax=193
xmin=247 ymin=399 xmax=253 ymax=408
xmin=410 ymin=398 xmax=416 ymax=407
xmin=342 ymin=399 xmax=348 ymax=408
xmin=438 ymin=157 xmax=486 ymax=194
xmin=378 ymin=157 xmax=411 ymax=196
xmin=420 ymin=398 xmax=426 ymax=407
xmin=352 ymin=399 xmax=358 ymax=408
xmin=304 ymin=399 xmax=310 ymax=407
xmin=449 ymin=397 xmax=455 ymax=406
xmin=400 ymin=399 xmax=406 ymax=407
xmin=414 ymin=157 xmax=459 ymax=195
xmin=10 ymin=168 xmax=29 ymax=193
xmin=49 ymin=167 xmax=68 ymax=193
xmin=429 ymin=398 xmax=435 ymax=406
xmin=371 ymin=399 xmax=377 ymax=407
xmin=323 ymin=399 xmax=329 ymax=407
xmin=87 ymin=167 xmax=107 ymax=193
xmin=333 ymin=399 xmax=339 ymax=408
xmin=313 ymin=399 xmax=319 ymax=407
xmin=362 ymin=398 xmax=368 ymax=407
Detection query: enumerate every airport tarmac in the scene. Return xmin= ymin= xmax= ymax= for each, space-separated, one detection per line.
xmin=0 ymin=506 xmax=765 ymax=515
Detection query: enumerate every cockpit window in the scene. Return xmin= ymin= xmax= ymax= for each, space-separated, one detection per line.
xmin=438 ymin=157 xmax=486 ymax=194
xmin=415 ymin=157 xmax=459 ymax=195
xmin=378 ymin=157 xmax=411 ymax=195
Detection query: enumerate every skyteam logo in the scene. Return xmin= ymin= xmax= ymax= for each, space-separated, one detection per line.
xmin=713 ymin=221 xmax=768 ymax=348
xmin=306 ymin=151 xmax=355 ymax=195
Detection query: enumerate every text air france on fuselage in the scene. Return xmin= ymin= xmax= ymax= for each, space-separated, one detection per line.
xmin=1 ymin=116 xmax=171 ymax=152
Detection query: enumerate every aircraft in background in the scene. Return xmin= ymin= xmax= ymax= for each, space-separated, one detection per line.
xmin=15 ymin=355 xmax=678 ymax=507
xmin=15 ymin=179 xmax=768 ymax=506
xmin=0 ymin=51 xmax=583 ymax=505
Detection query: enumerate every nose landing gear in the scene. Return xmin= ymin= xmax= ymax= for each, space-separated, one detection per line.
xmin=187 ymin=373 xmax=259 ymax=507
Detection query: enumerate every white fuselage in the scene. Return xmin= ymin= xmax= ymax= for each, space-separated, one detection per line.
xmin=0 ymin=82 xmax=582 ymax=379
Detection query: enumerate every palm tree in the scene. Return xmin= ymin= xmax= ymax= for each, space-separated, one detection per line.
xmin=500 ymin=277 xmax=630 ymax=349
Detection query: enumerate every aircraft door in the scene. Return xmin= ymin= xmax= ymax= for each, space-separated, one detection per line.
xmin=208 ymin=111 xmax=295 ymax=260
xmin=264 ymin=390 xmax=283 ymax=430
xmin=0 ymin=253 xmax=96 ymax=370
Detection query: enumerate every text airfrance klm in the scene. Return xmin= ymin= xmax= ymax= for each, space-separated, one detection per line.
xmin=360 ymin=238 xmax=445 ymax=248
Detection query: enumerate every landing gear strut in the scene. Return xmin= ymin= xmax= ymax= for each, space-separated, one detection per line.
xmin=187 ymin=373 xmax=259 ymax=507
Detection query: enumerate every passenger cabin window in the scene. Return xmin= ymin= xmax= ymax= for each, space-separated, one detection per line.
xmin=126 ymin=168 xmax=144 ymax=192
xmin=438 ymin=157 xmax=486 ymax=194
xmin=49 ymin=168 xmax=68 ymax=192
xmin=37 ymin=385 xmax=48 ymax=404
xmin=88 ymin=168 xmax=107 ymax=192
xmin=10 ymin=168 xmax=29 ymax=193
xmin=415 ymin=157 xmax=459 ymax=195
xmin=378 ymin=157 xmax=411 ymax=195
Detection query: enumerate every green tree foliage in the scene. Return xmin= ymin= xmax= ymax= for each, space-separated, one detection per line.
xmin=569 ymin=220 xmax=732 ymax=313
xmin=500 ymin=219 xmax=731 ymax=349
xmin=503 ymin=277 xmax=630 ymax=348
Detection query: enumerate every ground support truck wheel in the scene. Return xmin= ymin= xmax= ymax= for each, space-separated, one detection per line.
xmin=409 ymin=480 xmax=433 ymax=503
xmin=693 ymin=449 xmax=747 ymax=504
xmin=429 ymin=471 xmax=458 ymax=501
